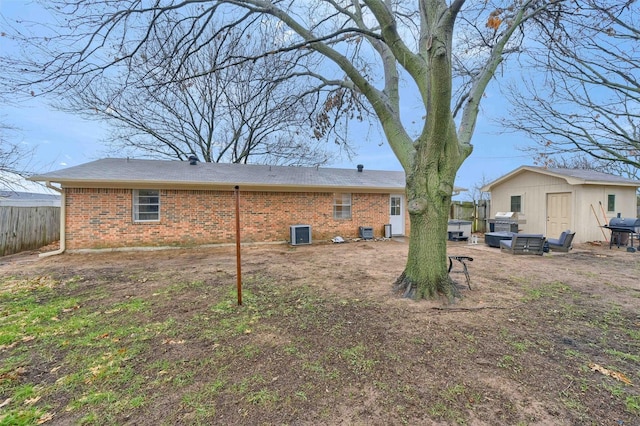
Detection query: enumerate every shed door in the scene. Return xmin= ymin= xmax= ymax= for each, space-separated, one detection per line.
xmin=546 ymin=192 xmax=571 ymax=237
xmin=389 ymin=194 xmax=404 ymax=236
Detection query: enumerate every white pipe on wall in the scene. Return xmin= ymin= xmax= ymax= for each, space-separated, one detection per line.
xmin=40 ymin=181 xmax=65 ymax=257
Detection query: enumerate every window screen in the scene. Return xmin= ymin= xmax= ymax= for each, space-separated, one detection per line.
xmin=510 ymin=195 xmax=522 ymax=213
xmin=333 ymin=193 xmax=352 ymax=219
xmin=133 ymin=189 xmax=160 ymax=222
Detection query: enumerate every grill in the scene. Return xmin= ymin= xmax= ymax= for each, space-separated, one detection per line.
xmin=603 ymin=217 xmax=640 ymax=250
xmin=488 ymin=212 xmax=519 ymax=233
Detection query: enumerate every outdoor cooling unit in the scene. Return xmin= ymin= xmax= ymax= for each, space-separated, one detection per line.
xmin=290 ymin=225 xmax=311 ymax=245
xmin=359 ymin=226 xmax=374 ymax=240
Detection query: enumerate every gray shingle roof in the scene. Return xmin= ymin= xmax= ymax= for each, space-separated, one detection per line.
xmin=482 ymin=165 xmax=640 ymax=191
xmin=29 ymin=158 xmax=408 ymax=191
xmin=543 ymin=167 xmax=640 ymax=185
xmin=0 ymin=191 xmax=61 ymax=207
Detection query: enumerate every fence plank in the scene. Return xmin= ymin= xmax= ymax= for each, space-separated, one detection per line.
xmin=0 ymin=206 xmax=60 ymax=256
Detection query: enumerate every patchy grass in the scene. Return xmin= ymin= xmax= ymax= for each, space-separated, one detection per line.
xmin=1 ymin=243 xmax=639 ymax=424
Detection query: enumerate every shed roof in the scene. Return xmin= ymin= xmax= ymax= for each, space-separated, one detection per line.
xmin=29 ymin=158 xmax=444 ymax=193
xmin=481 ymin=166 xmax=640 ymax=192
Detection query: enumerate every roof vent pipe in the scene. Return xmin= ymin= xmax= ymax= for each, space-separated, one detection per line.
xmin=357 ymin=164 xmax=364 ymax=172
xmin=188 ymin=155 xmax=199 ymax=165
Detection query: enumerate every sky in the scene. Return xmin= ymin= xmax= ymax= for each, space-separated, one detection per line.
xmin=1 ymin=1 xmax=536 ymax=200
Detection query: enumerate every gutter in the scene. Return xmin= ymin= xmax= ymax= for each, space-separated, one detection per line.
xmin=40 ymin=181 xmax=65 ymax=257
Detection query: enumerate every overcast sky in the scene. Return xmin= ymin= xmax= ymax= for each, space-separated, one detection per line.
xmin=1 ymin=1 xmax=535 ymax=199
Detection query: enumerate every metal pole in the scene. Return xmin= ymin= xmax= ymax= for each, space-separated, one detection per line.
xmin=235 ymin=185 xmax=242 ymax=306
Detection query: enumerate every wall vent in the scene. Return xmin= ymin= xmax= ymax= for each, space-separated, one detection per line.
xmin=290 ymin=225 xmax=312 ymax=245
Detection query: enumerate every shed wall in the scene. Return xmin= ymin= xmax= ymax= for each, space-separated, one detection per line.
xmin=574 ymin=185 xmax=638 ymax=243
xmin=488 ymin=171 xmax=638 ymax=243
xmin=489 ymin=171 xmax=572 ymax=235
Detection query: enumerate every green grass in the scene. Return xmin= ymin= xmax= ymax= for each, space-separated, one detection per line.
xmin=339 ymin=343 xmax=377 ymax=375
xmin=625 ymin=395 xmax=640 ymax=414
xmin=1 ymin=266 xmax=638 ymax=425
xmin=0 ymin=276 xmax=164 ymax=423
xmin=605 ymin=349 xmax=640 ymax=363
xmin=522 ymin=280 xmax=571 ymax=302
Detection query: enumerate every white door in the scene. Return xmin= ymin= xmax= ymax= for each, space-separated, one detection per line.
xmin=547 ymin=192 xmax=571 ymax=238
xmin=389 ymin=194 xmax=404 ymax=236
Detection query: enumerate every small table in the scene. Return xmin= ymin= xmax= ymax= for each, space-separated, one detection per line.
xmin=484 ymin=231 xmax=515 ymax=248
xmin=448 ymin=256 xmax=473 ymax=290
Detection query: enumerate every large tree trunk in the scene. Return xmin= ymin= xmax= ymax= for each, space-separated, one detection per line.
xmin=393 ymin=189 xmax=459 ymax=301
xmin=393 ymin=126 xmax=461 ymax=301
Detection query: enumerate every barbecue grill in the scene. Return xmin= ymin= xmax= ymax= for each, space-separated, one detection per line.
xmin=603 ymin=217 xmax=640 ymax=250
xmin=488 ymin=212 xmax=519 ymax=233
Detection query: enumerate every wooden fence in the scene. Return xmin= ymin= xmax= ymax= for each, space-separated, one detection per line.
xmin=450 ymin=200 xmax=490 ymax=233
xmin=0 ymin=206 xmax=60 ymax=256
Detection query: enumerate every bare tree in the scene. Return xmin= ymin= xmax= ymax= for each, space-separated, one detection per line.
xmin=503 ymin=0 xmax=640 ymax=177
xmin=531 ymin=152 xmax=640 ymax=181
xmin=0 ymin=121 xmax=33 ymax=188
xmin=465 ymin=174 xmax=491 ymax=204
xmin=54 ymin=22 xmax=336 ymax=166
xmin=2 ymin=1 xmax=565 ymax=300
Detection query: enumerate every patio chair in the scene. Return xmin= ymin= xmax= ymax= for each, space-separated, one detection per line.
xmin=499 ymin=234 xmax=546 ymax=255
xmin=546 ymin=230 xmax=575 ymax=252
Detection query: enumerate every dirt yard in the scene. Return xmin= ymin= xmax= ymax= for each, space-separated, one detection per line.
xmin=1 ymin=238 xmax=639 ymax=425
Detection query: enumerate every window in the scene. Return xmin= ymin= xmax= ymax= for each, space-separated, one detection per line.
xmin=133 ymin=189 xmax=160 ymax=222
xmin=390 ymin=196 xmax=401 ymax=216
xmin=333 ymin=193 xmax=352 ymax=219
xmin=510 ymin=195 xmax=522 ymax=213
xmin=607 ymin=194 xmax=616 ymax=212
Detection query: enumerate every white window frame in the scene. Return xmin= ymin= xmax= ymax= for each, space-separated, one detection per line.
xmin=333 ymin=193 xmax=352 ymax=219
xmin=133 ymin=189 xmax=160 ymax=222
xmin=390 ymin=195 xmax=402 ymax=216
xmin=607 ymin=194 xmax=616 ymax=212
xmin=510 ymin=195 xmax=522 ymax=213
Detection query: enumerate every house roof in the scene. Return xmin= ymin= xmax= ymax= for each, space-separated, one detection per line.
xmin=0 ymin=191 xmax=61 ymax=207
xmin=29 ymin=158 xmax=438 ymax=193
xmin=481 ymin=166 xmax=640 ymax=192
xmin=1 ymin=171 xmax=59 ymax=195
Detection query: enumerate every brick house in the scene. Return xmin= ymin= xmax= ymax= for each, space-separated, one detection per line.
xmin=30 ymin=158 xmax=418 ymax=251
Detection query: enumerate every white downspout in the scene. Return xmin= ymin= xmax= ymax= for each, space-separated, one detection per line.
xmin=40 ymin=181 xmax=65 ymax=257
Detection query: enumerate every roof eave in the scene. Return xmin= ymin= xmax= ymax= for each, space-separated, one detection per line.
xmin=481 ymin=166 xmax=640 ymax=190
xmin=29 ymin=177 xmax=405 ymax=193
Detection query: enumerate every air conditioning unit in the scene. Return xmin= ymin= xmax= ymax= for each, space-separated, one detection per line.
xmin=359 ymin=226 xmax=374 ymax=240
xmin=290 ymin=225 xmax=311 ymax=245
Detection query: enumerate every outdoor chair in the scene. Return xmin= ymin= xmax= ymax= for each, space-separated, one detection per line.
xmin=546 ymin=230 xmax=575 ymax=252
xmin=499 ymin=234 xmax=546 ymax=256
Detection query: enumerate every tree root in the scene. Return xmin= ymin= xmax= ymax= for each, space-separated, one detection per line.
xmin=393 ymin=271 xmax=461 ymax=301
xmin=429 ymin=306 xmax=506 ymax=312
xmin=393 ymin=272 xmax=417 ymax=299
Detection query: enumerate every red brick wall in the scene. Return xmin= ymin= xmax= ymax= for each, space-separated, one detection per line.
xmin=64 ymin=188 xmax=407 ymax=249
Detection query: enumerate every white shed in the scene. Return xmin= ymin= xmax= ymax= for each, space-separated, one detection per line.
xmin=481 ymin=167 xmax=640 ymax=244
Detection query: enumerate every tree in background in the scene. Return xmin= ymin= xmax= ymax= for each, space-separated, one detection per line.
xmin=531 ymin=153 xmax=640 ymax=181
xmin=54 ymin=20 xmax=338 ymax=166
xmin=0 ymin=122 xmax=33 ymax=187
xmin=503 ymin=0 xmax=640 ymax=179
xmin=2 ymin=1 xmax=570 ymax=300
